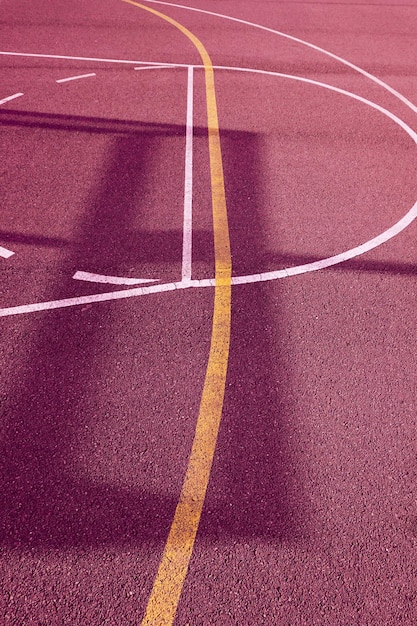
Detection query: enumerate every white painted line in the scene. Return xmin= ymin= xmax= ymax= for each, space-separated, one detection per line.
xmin=134 ymin=65 xmax=175 ymax=71
xmin=0 ymin=280 xmax=190 ymax=317
xmin=73 ymin=270 xmax=159 ymax=285
xmin=0 ymin=51 xmax=189 ymax=68
xmin=232 ymin=200 xmax=417 ymax=283
xmin=144 ymin=0 xmax=417 ymax=115
xmin=182 ymin=65 xmax=194 ymax=283
xmin=0 ymin=67 xmax=416 ymax=316
xmin=214 ymin=66 xmax=417 ymax=144
xmin=56 ymin=73 xmax=96 ymax=84
xmin=0 ymin=246 xmax=15 ymax=258
xmin=0 ymin=92 xmax=23 ymax=106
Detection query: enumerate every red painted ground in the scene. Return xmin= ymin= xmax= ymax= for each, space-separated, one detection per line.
xmin=1 ymin=0 xmax=417 ymax=624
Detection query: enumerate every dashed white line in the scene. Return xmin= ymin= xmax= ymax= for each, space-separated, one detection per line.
xmin=0 ymin=92 xmax=23 ymax=106
xmin=73 ymin=270 xmax=159 ymax=285
xmin=182 ymin=65 xmax=194 ymax=283
xmin=56 ymin=73 xmax=96 ymax=84
xmin=0 ymin=246 xmax=15 ymax=259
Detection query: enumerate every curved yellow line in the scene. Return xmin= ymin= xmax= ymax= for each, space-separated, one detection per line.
xmin=121 ymin=1 xmax=232 ymax=623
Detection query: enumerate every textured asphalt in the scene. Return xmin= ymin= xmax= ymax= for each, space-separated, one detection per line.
xmin=1 ymin=0 xmax=417 ymax=624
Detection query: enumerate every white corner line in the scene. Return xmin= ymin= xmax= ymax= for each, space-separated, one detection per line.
xmin=0 ymin=246 xmax=15 ymax=259
xmin=0 ymin=92 xmax=24 ymax=106
xmin=182 ymin=65 xmax=194 ymax=282
xmin=73 ymin=270 xmax=159 ymax=286
xmin=56 ymin=73 xmax=96 ymax=84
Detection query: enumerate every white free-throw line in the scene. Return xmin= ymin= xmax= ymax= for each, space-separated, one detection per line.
xmin=56 ymin=73 xmax=96 ymax=84
xmin=143 ymin=0 xmax=417 ymax=115
xmin=1 ymin=68 xmax=416 ymax=317
xmin=0 ymin=246 xmax=15 ymax=259
xmin=182 ymin=65 xmax=194 ymax=283
xmin=0 ymin=50 xmax=189 ymax=68
xmin=73 ymin=271 xmax=159 ymax=286
xmin=0 ymin=92 xmax=23 ymax=106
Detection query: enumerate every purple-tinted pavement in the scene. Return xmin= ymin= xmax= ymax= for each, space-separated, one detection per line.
xmin=1 ymin=0 xmax=417 ymax=624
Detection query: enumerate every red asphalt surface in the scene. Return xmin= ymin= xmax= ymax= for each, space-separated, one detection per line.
xmin=1 ymin=0 xmax=417 ymax=624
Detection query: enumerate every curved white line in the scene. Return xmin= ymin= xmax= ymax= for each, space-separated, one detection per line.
xmin=215 ymin=66 xmax=417 ymax=283
xmin=1 ymin=69 xmax=416 ymax=315
xmin=233 ymin=201 xmax=417 ymax=284
xmin=73 ymin=270 xmax=159 ymax=285
xmin=142 ymin=0 xmax=417 ymax=114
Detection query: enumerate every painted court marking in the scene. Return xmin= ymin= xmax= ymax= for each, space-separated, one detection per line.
xmin=120 ymin=2 xmax=231 ymax=625
xmin=1 ymin=66 xmax=416 ymax=317
xmin=0 ymin=246 xmax=15 ymax=259
xmin=134 ymin=64 xmax=176 ymax=71
xmin=0 ymin=50 xmax=190 ymax=68
xmin=73 ymin=271 xmax=159 ymax=286
xmin=0 ymin=3 xmax=415 ymax=624
xmin=0 ymin=92 xmax=23 ymax=105
xmin=182 ymin=65 xmax=194 ymax=283
xmin=56 ymin=73 xmax=96 ymax=83
xmin=144 ymin=0 xmax=417 ymax=115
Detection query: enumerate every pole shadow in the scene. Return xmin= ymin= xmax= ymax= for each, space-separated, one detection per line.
xmin=198 ymin=129 xmax=306 ymax=543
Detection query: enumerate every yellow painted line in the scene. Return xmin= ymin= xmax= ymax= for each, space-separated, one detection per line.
xmin=121 ymin=1 xmax=232 ymax=624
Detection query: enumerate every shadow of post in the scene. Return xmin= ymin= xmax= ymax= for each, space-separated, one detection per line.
xmin=0 ymin=121 xmax=190 ymax=549
xmin=199 ymin=129 xmax=307 ymax=543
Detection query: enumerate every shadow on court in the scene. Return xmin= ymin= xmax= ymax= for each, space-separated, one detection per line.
xmin=1 ymin=109 xmax=414 ymax=552
xmin=197 ymin=129 xmax=306 ymax=543
xmin=0 ymin=104 xmax=304 ymax=552
xmin=0 ymin=114 xmax=191 ymax=549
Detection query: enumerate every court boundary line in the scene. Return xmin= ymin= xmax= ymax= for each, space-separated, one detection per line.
xmin=0 ymin=50 xmax=190 ymax=68
xmin=1 ymin=68 xmax=416 ymax=317
xmin=141 ymin=0 xmax=417 ymax=115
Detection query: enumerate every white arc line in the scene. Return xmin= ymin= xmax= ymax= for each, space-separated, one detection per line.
xmin=232 ymin=200 xmax=417 ymax=284
xmin=73 ymin=271 xmax=159 ymax=286
xmin=0 ymin=92 xmax=23 ymax=106
xmin=56 ymin=73 xmax=96 ymax=84
xmin=1 ymin=69 xmax=416 ymax=317
xmin=182 ymin=65 xmax=194 ymax=283
xmin=142 ymin=0 xmax=417 ymax=114
xmin=0 ymin=246 xmax=15 ymax=259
